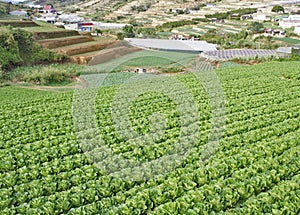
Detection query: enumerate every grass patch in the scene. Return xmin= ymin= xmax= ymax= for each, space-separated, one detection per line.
xmin=5 ymin=64 xmax=83 ymax=85
xmin=273 ymin=37 xmax=300 ymax=45
xmin=89 ymin=50 xmax=197 ymax=73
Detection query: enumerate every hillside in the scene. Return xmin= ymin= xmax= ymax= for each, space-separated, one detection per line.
xmin=0 ymin=61 xmax=299 ymax=214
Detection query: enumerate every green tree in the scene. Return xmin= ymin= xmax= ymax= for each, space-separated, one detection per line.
xmin=122 ymin=25 xmax=135 ymax=38
xmin=272 ymin=5 xmax=285 ymax=13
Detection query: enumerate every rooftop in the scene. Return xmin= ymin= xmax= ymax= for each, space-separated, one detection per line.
xmin=125 ymin=38 xmax=217 ymax=53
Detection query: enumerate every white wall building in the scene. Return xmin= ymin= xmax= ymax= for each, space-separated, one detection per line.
xmin=252 ymin=13 xmax=271 ymax=21
xmin=294 ymin=26 xmax=300 ymax=35
xmin=279 ymin=15 xmax=300 ymax=29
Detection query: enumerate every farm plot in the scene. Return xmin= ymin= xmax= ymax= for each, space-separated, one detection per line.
xmin=201 ymin=49 xmax=278 ymax=61
xmin=0 ymin=61 xmax=300 ymax=214
xmin=88 ymin=49 xmax=198 ymax=73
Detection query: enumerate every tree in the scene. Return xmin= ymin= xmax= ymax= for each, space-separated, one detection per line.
xmin=122 ymin=25 xmax=135 ymax=38
xmin=272 ymin=5 xmax=284 ymax=13
xmin=117 ymin=32 xmax=124 ymax=40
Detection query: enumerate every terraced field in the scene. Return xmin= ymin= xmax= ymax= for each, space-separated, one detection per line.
xmin=19 ymin=22 xmax=119 ymax=65
xmin=1 ymin=61 xmax=300 ymax=214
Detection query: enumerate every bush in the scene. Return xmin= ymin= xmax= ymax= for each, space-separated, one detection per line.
xmin=161 ymin=66 xmax=183 ymax=73
xmin=7 ymin=64 xmax=83 ymax=85
xmin=23 ymin=66 xmax=71 ymax=85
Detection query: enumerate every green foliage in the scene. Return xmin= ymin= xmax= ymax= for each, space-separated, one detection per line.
xmin=248 ymin=22 xmax=264 ymax=33
xmin=0 ymin=26 xmax=68 ymax=77
xmin=192 ymin=18 xmax=210 ymax=22
xmin=122 ymin=25 xmax=135 ymax=38
xmin=205 ymin=8 xmax=257 ymax=19
xmin=272 ymin=5 xmax=285 ymax=13
xmin=131 ymin=2 xmax=152 ymax=12
xmin=1 ymin=61 xmax=300 ymax=213
xmin=0 ymin=46 xmax=21 ymax=73
xmin=117 ymin=32 xmax=124 ymax=40
xmin=161 ymin=66 xmax=184 ymax=73
xmin=22 ymin=67 xmax=71 ymax=85
xmin=160 ymin=20 xmax=198 ymax=29
xmin=5 ymin=64 xmax=83 ymax=85
xmin=136 ymin=27 xmax=157 ymax=38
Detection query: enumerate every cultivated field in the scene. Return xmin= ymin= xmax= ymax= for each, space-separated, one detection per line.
xmin=1 ymin=61 xmax=300 ymax=213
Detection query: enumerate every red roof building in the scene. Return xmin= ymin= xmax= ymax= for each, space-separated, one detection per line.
xmin=42 ymin=5 xmax=55 ymax=13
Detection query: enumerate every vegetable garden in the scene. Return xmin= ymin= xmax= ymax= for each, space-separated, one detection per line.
xmin=0 ymin=61 xmax=300 ymax=214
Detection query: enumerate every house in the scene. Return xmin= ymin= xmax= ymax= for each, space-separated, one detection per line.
xmin=264 ymin=28 xmax=285 ymax=36
xmin=240 ymin=14 xmax=252 ymax=20
xmin=279 ymin=15 xmax=300 ymax=29
xmin=253 ymin=13 xmax=271 ymax=21
xmin=39 ymin=4 xmax=55 ymax=13
xmin=170 ymin=8 xmax=184 ymax=14
xmin=78 ymin=22 xmax=93 ymax=32
xmin=211 ymin=18 xmax=224 ymax=23
xmin=26 ymin=4 xmax=43 ymax=9
xmin=36 ymin=13 xmax=57 ymax=23
xmin=231 ymin=13 xmax=240 ymax=18
xmin=294 ymin=27 xmax=300 ymax=35
xmin=59 ymin=14 xmax=83 ymax=24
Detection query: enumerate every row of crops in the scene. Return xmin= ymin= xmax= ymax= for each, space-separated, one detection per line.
xmin=0 ymin=61 xmax=300 ymax=214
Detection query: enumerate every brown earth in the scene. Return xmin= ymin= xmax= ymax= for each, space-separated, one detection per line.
xmin=33 ymin=30 xmax=80 ymax=40
xmin=54 ymin=40 xmax=117 ymax=56
xmin=39 ymin=35 xmax=94 ymax=49
xmin=88 ymin=46 xmax=141 ymax=66
xmin=0 ymin=21 xmax=38 ymax=27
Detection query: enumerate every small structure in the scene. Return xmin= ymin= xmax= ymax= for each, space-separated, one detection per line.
xmin=134 ymin=68 xmax=146 ymax=73
xmin=211 ymin=18 xmax=224 ymax=23
xmin=240 ymin=14 xmax=252 ymax=20
xmin=292 ymin=43 xmax=300 ymax=56
xmin=264 ymin=28 xmax=285 ymax=36
xmin=78 ymin=22 xmax=93 ymax=32
xmin=170 ymin=8 xmax=184 ymax=14
xmin=169 ymin=34 xmax=195 ymax=41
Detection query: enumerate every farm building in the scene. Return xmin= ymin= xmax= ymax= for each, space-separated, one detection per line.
xmin=125 ymin=38 xmax=217 ymax=53
xmin=78 ymin=22 xmax=93 ymax=32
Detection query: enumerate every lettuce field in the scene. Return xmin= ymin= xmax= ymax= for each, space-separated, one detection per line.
xmin=0 ymin=61 xmax=300 ymax=214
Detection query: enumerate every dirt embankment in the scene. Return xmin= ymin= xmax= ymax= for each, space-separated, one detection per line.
xmin=56 ymin=41 xmax=118 ymax=56
xmin=33 ymin=30 xmax=80 ymax=40
xmin=0 ymin=21 xmax=38 ymax=27
xmin=39 ymin=36 xmax=94 ymax=49
xmin=88 ymin=46 xmax=141 ymax=66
